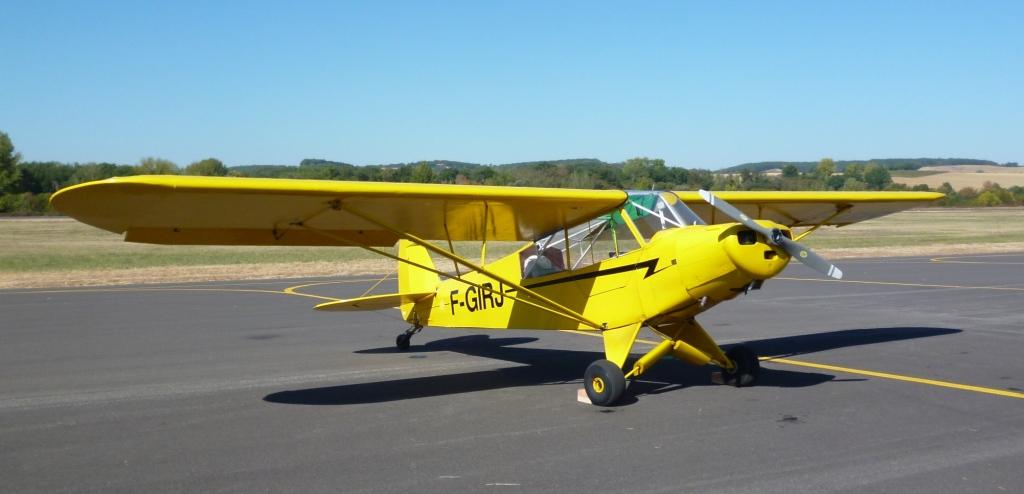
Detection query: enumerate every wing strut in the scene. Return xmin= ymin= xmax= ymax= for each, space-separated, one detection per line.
xmin=338 ymin=204 xmax=607 ymax=330
xmin=442 ymin=216 xmax=461 ymax=277
xmin=480 ymin=201 xmax=489 ymax=265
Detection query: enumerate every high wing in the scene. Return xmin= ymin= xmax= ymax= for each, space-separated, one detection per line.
xmin=50 ymin=176 xmax=628 ymax=246
xmin=675 ymin=191 xmax=944 ymax=227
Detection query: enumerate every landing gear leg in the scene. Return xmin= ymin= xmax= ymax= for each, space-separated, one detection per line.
xmin=396 ymin=324 xmax=422 ymax=351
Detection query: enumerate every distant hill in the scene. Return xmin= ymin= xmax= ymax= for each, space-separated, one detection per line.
xmin=375 ymin=160 xmax=482 ymax=169
xmin=298 ymin=159 xmax=355 ymax=167
xmin=499 ymin=158 xmax=610 ymax=168
xmin=244 ymin=157 xmax=1004 ymax=175
xmin=234 ymin=160 xmax=363 ymax=178
xmin=376 ymin=158 xmax=613 ymax=170
xmin=718 ymin=158 xmax=1000 ymax=174
xmin=265 ymin=158 xmax=619 ymax=173
xmin=229 ymin=165 xmax=302 ymax=177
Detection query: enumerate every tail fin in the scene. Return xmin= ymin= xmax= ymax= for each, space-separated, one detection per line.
xmin=397 ymin=240 xmax=440 ymax=321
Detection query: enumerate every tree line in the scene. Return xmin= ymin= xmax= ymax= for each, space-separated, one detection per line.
xmin=1 ymin=131 xmax=1021 ymax=215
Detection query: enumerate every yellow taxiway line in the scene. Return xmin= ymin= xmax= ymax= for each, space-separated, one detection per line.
xmin=775 ymin=277 xmax=1024 ymax=292
xmin=930 ymin=253 xmax=1024 ymax=265
xmin=559 ymin=330 xmax=1024 ymax=400
xmin=5 ymin=279 xmax=386 ymax=298
xmin=763 ymin=356 xmax=1024 ymax=399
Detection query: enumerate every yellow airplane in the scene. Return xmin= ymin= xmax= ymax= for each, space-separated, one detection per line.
xmin=51 ymin=176 xmax=942 ymax=405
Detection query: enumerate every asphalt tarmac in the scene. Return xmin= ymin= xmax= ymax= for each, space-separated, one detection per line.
xmin=2 ymin=254 xmax=1022 ymax=493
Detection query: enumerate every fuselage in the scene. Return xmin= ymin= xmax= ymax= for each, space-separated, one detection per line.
xmin=412 ymin=221 xmax=792 ymax=331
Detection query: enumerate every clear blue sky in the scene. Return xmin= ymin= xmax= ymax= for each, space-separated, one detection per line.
xmin=2 ymin=1 xmax=1021 ymax=169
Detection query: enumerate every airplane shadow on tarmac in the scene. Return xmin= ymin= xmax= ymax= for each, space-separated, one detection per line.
xmin=263 ymin=326 xmax=960 ymax=406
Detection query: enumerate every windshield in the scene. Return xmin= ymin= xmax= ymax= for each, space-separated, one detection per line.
xmin=618 ymin=190 xmax=706 ymax=231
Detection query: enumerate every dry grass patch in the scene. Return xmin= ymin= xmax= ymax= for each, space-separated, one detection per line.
xmin=892 ymin=165 xmax=1024 ymax=189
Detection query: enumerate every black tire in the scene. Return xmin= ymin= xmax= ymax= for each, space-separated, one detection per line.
xmin=722 ymin=344 xmax=760 ymax=387
xmin=583 ymin=359 xmax=626 ymax=406
xmin=395 ymin=333 xmax=411 ymax=351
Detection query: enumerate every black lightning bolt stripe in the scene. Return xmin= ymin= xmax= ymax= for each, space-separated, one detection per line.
xmin=522 ymin=258 xmax=661 ymax=290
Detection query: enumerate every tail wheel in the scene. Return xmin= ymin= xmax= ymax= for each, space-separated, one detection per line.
xmin=583 ymin=359 xmax=626 ymax=406
xmin=395 ymin=324 xmax=421 ymax=352
xmin=722 ymin=344 xmax=760 ymax=387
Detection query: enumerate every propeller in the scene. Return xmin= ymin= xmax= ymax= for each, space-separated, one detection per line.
xmin=698 ymin=190 xmax=843 ymax=280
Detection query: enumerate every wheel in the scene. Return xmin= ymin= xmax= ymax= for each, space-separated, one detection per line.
xmin=722 ymin=344 xmax=760 ymax=387
xmin=395 ymin=333 xmax=412 ymax=351
xmin=583 ymin=359 xmax=626 ymax=406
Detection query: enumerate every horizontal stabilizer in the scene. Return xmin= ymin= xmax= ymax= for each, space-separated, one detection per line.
xmin=314 ymin=292 xmax=434 ymax=311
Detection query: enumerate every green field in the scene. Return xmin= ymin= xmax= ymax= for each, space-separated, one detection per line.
xmin=0 ymin=218 xmax=526 ymax=274
xmin=800 ymin=208 xmax=1024 ymax=249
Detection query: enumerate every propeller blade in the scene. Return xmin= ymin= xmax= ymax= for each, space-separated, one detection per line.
xmin=698 ymin=189 xmax=843 ymax=280
xmin=775 ymin=236 xmax=844 ymax=279
xmin=697 ymin=190 xmax=772 ymax=237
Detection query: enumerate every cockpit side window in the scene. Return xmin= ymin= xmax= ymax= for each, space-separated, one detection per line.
xmin=520 ymin=245 xmax=566 ymax=278
xmin=519 ymin=191 xmax=705 ymax=279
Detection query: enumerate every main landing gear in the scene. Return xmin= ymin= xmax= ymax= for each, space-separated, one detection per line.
xmin=583 ymin=360 xmax=627 ymax=406
xmin=395 ymin=324 xmax=422 ymax=351
xmin=581 ymin=338 xmax=761 ymax=406
xmin=721 ymin=344 xmax=760 ymax=387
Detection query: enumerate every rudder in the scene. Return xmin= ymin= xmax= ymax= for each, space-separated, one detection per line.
xmin=397 ymin=240 xmax=440 ymax=321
